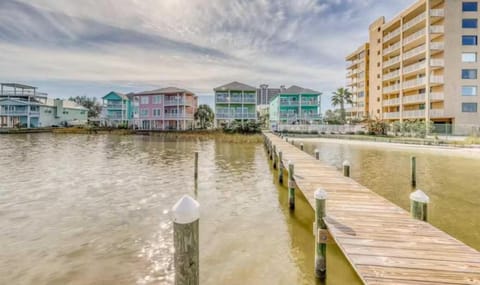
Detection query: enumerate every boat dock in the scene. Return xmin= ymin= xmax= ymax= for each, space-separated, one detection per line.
xmin=263 ymin=131 xmax=480 ymax=284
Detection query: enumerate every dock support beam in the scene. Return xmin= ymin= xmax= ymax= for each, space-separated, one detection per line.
xmin=315 ymin=188 xmax=327 ymax=280
xmin=315 ymin=149 xmax=320 ymax=160
xmin=278 ymin=151 xmax=283 ymax=183
xmin=194 ymin=152 xmax=199 ymax=181
xmin=288 ymin=161 xmax=295 ymax=210
xmin=411 ymin=156 xmax=417 ymax=187
xmin=172 ymin=195 xmax=200 ymax=285
xmin=410 ymin=189 xmax=429 ymax=222
xmin=343 ymin=160 xmax=350 ymax=177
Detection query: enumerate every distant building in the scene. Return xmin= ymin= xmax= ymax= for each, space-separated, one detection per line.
xmin=0 ymin=83 xmax=87 ymax=128
xmin=214 ymin=81 xmax=257 ymax=126
xmin=101 ymin=91 xmax=132 ymax=127
xmin=257 ymin=84 xmax=282 ymax=110
xmin=269 ymin=85 xmax=322 ymax=130
xmin=133 ymin=87 xmax=198 ymax=130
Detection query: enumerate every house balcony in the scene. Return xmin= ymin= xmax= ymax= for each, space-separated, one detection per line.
xmin=430 ymin=9 xmax=444 ymax=17
xmin=403 ymin=110 xmax=426 ymax=119
xmin=164 ymin=99 xmax=191 ymax=106
xmin=301 ymin=100 xmax=319 ymax=106
xmin=384 ymin=42 xmax=402 ymax=56
xmin=105 ymin=103 xmax=124 ymax=109
xmin=383 ymin=84 xmax=401 ymax=93
xmin=403 ymin=61 xmax=426 ymax=75
xmin=430 ymin=42 xmax=444 ymax=51
xmin=280 ymin=100 xmax=300 ymax=106
xmin=403 ymin=44 xmax=426 ymax=61
xmin=403 ymin=28 xmax=426 ymax=46
xmin=383 ymin=70 xmax=401 ymax=81
xmin=430 ymin=59 xmax=444 ymax=68
xmin=280 ymin=113 xmax=321 ymax=120
xmin=403 ymin=94 xmax=426 ymax=104
xmin=215 ymin=97 xmax=255 ymax=104
xmin=216 ymin=113 xmax=257 ymax=120
xmin=384 ymin=56 xmax=401 ymax=68
xmin=383 ymin=27 xmax=401 ymax=43
xmin=0 ymin=110 xmax=40 ymax=116
xmin=164 ymin=113 xmax=194 ymax=119
xmin=383 ymin=112 xmax=400 ymax=119
xmin=430 ymin=25 xmax=444 ymax=34
xmin=403 ymin=12 xmax=426 ymax=32
xmin=382 ymin=98 xmax=401 ymax=107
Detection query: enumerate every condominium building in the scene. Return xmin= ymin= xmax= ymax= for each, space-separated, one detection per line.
xmin=0 ymin=83 xmax=87 ymax=128
xmin=133 ymin=87 xmax=198 ymax=130
xmin=214 ymin=81 xmax=257 ymax=126
xmin=346 ymin=43 xmax=370 ymax=120
xmin=101 ymin=91 xmax=132 ymax=127
xmin=347 ymin=0 xmax=480 ymax=134
xmin=269 ymin=85 xmax=322 ymax=130
xmin=257 ymin=84 xmax=282 ymax=110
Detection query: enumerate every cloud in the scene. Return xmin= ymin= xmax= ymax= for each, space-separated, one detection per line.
xmin=0 ymin=0 xmax=417 ymax=110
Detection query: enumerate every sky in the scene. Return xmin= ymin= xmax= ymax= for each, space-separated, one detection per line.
xmin=0 ymin=0 xmax=417 ymax=110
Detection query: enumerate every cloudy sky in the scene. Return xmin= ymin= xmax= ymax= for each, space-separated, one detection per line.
xmin=0 ymin=0 xmax=416 ymax=109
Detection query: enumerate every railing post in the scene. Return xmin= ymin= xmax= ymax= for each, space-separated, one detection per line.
xmin=172 ymin=195 xmax=200 ymax=285
xmin=343 ymin=160 xmax=350 ymax=177
xmin=194 ymin=152 xmax=198 ymax=181
xmin=411 ymin=156 xmax=417 ymax=187
xmin=315 ymin=188 xmax=327 ymax=279
xmin=315 ymin=149 xmax=320 ymax=160
xmin=278 ymin=151 xmax=283 ymax=183
xmin=291 ymin=139 xmax=294 ymax=146
xmin=410 ymin=189 xmax=429 ymax=221
xmin=288 ymin=161 xmax=295 ymax=210
xmin=273 ymin=145 xmax=277 ymax=169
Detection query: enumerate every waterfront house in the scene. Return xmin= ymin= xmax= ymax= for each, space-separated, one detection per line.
xmin=101 ymin=91 xmax=132 ymax=127
xmin=133 ymin=87 xmax=198 ymax=130
xmin=214 ymin=81 xmax=257 ymax=126
xmin=0 ymin=83 xmax=87 ymax=128
xmin=269 ymin=85 xmax=322 ymax=130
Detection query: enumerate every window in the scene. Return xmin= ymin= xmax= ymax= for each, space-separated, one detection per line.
xmin=462 ymin=52 xmax=477 ymax=62
xmin=419 ymin=104 xmax=425 ymax=110
xmin=462 ymin=86 xmax=477 ymax=96
xmin=141 ymin=96 xmax=149 ymax=104
xmin=419 ymin=88 xmax=426 ymax=94
xmin=463 ymin=18 xmax=478 ymax=28
xmin=462 ymin=35 xmax=477 ymax=45
xmin=140 ymin=109 xmax=148 ymax=116
xmin=153 ymin=109 xmax=162 ymax=116
xmin=463 ymin=2 xmax=478 ymax=11
xmin=462 ymin=103 xmax=478 ymax=112
xmin=462 ymin=69 xmax=477 ymax=79
xmin=153 ymin=95 xmax=162 ymax=104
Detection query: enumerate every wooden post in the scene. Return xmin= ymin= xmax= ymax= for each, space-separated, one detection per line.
xmin=172 ymin=195 xmax=200 ymax=285
xmin=410 ymin=189 xmax=429 ymax=221
xmin=315 ymin=149 xmax=320 ymax=160
xmin=291 ymin=139 xmax=294 ymax=146
xmin=273 ymin=145 xmax=277 ymax=169
xmin=288 ymin=161 xmax=295 ymax=210
xmin=315 ymin=188 xmax=327 ymax=279
xmin=278 ymin=150 xmax=283 ymax=183
xmin=194 ymin=152 xmax=198 ymax=181
xmin=343 ymin=160 xmax=350 ymax=177
xmin=411 ymin=156 xmax=417 ymax=187
xmin=300 ymin=143 xmax=304 ymax=151
xmin=286 ymin=137 xmax=289 ymax=143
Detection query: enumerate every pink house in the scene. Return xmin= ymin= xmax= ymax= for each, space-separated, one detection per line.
xmin=133 ymin=87 xmax=198 ymax=130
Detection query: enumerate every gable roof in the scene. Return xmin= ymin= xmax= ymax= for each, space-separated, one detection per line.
xmin=44 ymin=98 xmax=88 ymax=110
xmin=135 ymin=86 xmax=194 ymax=96
xmin=281 ymin=85 xmax=321 ymax=95
xmin=214 ymin=81 xmax=256 ymax=92
xmin=102 ymin=91 xmax=128 ymax=100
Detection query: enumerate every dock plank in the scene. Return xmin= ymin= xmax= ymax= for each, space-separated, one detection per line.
xmin=264 ymin=132 xmax=480 ymax=285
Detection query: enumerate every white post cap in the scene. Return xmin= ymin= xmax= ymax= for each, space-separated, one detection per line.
xmin=172 ymin=195 xmax=200 ymax=224
xmin=342 ymin=160 xmax=350 ymax=167
xmin=410 ymin=189 xmax=430 ymax=203
xmin=315 ymin=149 xmax=319 ymax=153
xmin=288 ymin=160 xmax=294 ymax=167
xmin=315 ymin=188 xmax=327 ymax=200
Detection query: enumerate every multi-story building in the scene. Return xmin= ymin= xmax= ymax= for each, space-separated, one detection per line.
xmin=133 ymin=87 xmax=198 ymax=130
xmin=257 ymin=84 xmax=282 ymax=110
xmin=269 ymin=85 xmax=322 ymax=130
xmin=0 ymin=83 xmax=87 ymax=128
xmin=101 ymin=91 xmax=132 ymax=127
xmin=346 ymin=43 xmax=370 ymax=120
xmin=348 ymin=0 xmax=480 ymax=134
xmin=214 ymin=81 xmax=257 ymax=126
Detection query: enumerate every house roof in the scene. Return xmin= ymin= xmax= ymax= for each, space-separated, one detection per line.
xmin=281 ymin=85 xmax=321 ymax=95
xmin=1 ymin=83 xmax=37 ymax=90
xmin=102 ymin=91 xmax=129 ymax=100
xmin=214 ymin=81 xmax=257 ymax=91
xmin=44 ymin=98 xmax=88 ymax=110
xmin=135 ymin=86 xmax=194 ymax=95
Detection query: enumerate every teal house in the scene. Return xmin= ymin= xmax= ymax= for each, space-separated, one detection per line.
xmin=214 ymin=81 xmax=257 ymax=126
xmin=101 ymin=91 xmax=132 ymax=126
xmin=269 ymin=85 xmax=321 ymax=130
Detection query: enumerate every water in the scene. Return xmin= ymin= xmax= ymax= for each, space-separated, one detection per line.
xmin=301 ymin=138 xmax=480 ymax=251
xmin=2 ymin=134 xmax=349 ymax=285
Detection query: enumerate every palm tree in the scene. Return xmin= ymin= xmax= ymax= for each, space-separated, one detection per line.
xmin=331 ymin=88 xmax=353 ymax=123
xmin=194 ymin=104 xmax=215 ymax=129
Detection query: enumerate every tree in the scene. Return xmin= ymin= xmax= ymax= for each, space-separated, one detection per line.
xmin=69 ymin=96 xmax=102 ymax=118
xmin=194 ymin=104 xmax=214 ymax=129
xmin=323 ymin=109 xmax=342 ymax=125
xmin=331 ymin=88 xmax=353 ymax=123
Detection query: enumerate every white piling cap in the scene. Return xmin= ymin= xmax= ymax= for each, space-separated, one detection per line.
xmin=314 ymin=149 xmax=319 ymax=153
xmin=342 ymin=160 xmax=350 ymax=166
xmin=172 ymin=195 xmax=200 ymax=224
xmin=410 ymin=189 xmax=430 ymax=203
xmin=288 ymin=160 xmax=294 ymax=166
xmin=315 ymin=188 xmax=327 ymax=200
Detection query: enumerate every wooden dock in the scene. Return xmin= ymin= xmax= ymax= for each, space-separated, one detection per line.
xmin=264 ymin=132 xmax=480 ymax=285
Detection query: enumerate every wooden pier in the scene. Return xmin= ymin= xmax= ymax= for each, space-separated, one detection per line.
xmin=264 ymin=132 xmax=480 ymax=285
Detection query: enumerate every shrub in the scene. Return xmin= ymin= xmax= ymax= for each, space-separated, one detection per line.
xmin=355 ymin=130 xmax=365 ymax=135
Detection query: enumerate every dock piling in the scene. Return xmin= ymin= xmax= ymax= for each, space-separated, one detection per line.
xmin=172 ymin=195 xmax=200 ymax=285
xmin=410 ymin=189 xmax=429 ymax=221
xmin=411 ymin=156 xmax=417 ymax=187
xmin=343 ymin=160 xmax=351 ymax=177
xmin=300 ymin=143 xmax=304 ymax=151
xmin=273 ymin=145 xmax=277 ymax=169
xmin=288 ymin=161 xmax=295 ymax=210
xmin=194 ymin=152 xmax=199 ymax=181
xmin=315 ymin=149 xmax=320 ymax=160
xmin=278 ymin=151 xmax=283 ymax=183
xmin=315 ymin=188 xmax=327 ymax=279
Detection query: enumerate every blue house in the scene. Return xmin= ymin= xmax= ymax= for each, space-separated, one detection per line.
xmin=101 ymin=91 xmax=132 ymax=126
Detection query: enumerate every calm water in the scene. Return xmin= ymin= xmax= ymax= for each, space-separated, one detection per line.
xmin=301 ymin=139 xmax=480 ymax=251
xmin=1 ymin=134 xmax=362 ymax=285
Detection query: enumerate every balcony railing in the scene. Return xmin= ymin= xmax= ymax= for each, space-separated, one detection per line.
xmin=403 ymin=61 xmax=426 ymax=74
xmin=403 ymin=94 xmax=425 ymax=104
xmin=164 ymin=100 xmax=190 ymax=106
xmin=0 ymin=110 xmax=40 ymax=116
xmin=404 ymin=28 xmax=426 ymax=46
xmin=216 ymin=113 xmax=257 ymax=119
xmin=301 ymin=100 xmax=319 ymax=106
xmin=430 ymin=59 xmax=444 ymax=67
xmin=0 ymin=91 xmax=48 ymax=97
xmin=382 ymin=98 xmax=401 ymax=107
xmin=106 ymin=104 xmax=124 ymax=109
xmin=280 ymin=100 xmax=299 ymax=106
xmin=384 ymin=27 xmax=401 ymax=42
xmin=164 ymin=113 xmax=194 ymax=119
xmin=430 ymin=25 xmax=444 ymax=34
xmin=403 ymin=12 xmax=426 ymax=32
xmin=384 ymin=84 xmax=401 ymax=93
xmin=430 ymin=42 xmax=444 ymax=50
xmin=384 ymin=56 xmax=400 ymax=68
xmin=430 ymin=92 xmax=444 ymax=100
xmin=431 ymin=76 xmax=444 ymax=84
xmin=403 ymin=44 xmax=426 ymax=60
xmin=279 ymin=113 xmax=321 ymax=120
xmin=430 ymin=109 xmax=444 ymax=117
xmin=384 ymin=42 xmax=402 ymax=55
xmin=430 ymin=9 xmax=444 ymax=17
xmin=383 ymin=70 xmax=401 ymax=81
xmin=404 ymin=110 xmax=426 ymax=118
xmin=404 ymin=77 xmax=427 ymax=89
xmin=383 ymin=112 xmax=400 ymax=119
xmin=215 ymin=97 xmax=256 ymax=104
